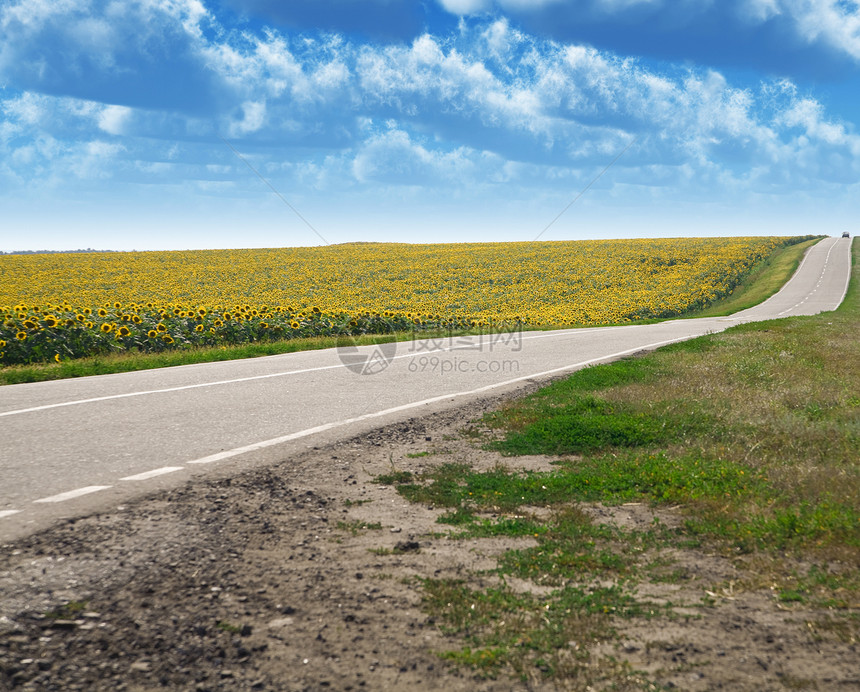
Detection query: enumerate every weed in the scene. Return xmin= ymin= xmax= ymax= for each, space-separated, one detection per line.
xmin=368 ymin=542 xmax=420 ymax=555
xmin=374 ymin=470 xmax=414 ymax=485
xmin=343 ymin=498 xmax=373 ymax=507
xmin=215 ymin=620 xmax=250 ymax=635
xmin=422 ymin=577 xmax=658 ymax=682
xmin=805 ymin=614 xmax=859 ymax=644
xmin=336 ymin=520 xmax=383 ymax=536
xmin=44 ymin=600 xmax=88 ymax=619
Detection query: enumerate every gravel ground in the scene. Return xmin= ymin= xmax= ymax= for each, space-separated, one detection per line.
xmin=1 ymin=394 xmax=858 ymax=691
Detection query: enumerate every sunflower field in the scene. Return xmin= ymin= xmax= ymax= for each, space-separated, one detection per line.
xmin=0 ymin=237 xmax=802 ymax=366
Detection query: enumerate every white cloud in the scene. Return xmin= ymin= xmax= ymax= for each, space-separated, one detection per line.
xmin=0 ymin=0 xmax=215 ymax=111
xmin=351 ymin=127 xmax=484 ymax=184
xmin=434 ymin=0 xmax=860 ymax=62
xmin=97 ymin=104 xmax=131 ymax=135
xmin=436 ymin=0 xmax=491 ymax=15
xmin=85 ymin=139 xmax=123 ymax=157
xmin=67 ymin=17 xmax=118 ymax=68
xmin=2 ymin=91 xmax=48 ymax=125
xmin=228 ymin=100 xmax=267 ymax=136
xmin=740 ymin=0 xmax=782 ymax=22
xmin=0 ymin=0 xmax=81 ymax=30
xmin=312 ymin=59 xmax=349 ymax=90
xmin=439 ymin=0 xmax=566 ymax=12
xmin=783 ymin=0 xmax=860 ymax=60
xmin=1 ymin=8 xmax=858 ymax=206
xmin=587 ymin=0 xmax=663 ymax=10
xmin=778 ymin=97 xmax=852 ymax=145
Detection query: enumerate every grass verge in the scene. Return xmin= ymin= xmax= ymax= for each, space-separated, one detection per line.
xmin=374 ymin=238 xmax=858 ymax=686
xmin=0 ymin=329 xmax=478 ymax=386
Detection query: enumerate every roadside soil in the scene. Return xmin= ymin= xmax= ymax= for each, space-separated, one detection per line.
xmin=1 ymin=392 xmax=858 ymax=691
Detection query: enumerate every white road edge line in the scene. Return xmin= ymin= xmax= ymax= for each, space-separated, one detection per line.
xmin=2 ymin=238 xmax=847 ymax=422
xmin=777 ymin=239 xmax=839 ymax=316
xmin=120 ymin=467 xmax=184 ymax=482
xmin=0 ymin=327 xmax=637 ymax=419
xmin=33 ymin=486 xmax=112 ymax=503
xmin=835 ymin=239 xmax=852 ymax=307
xmin=746 ymin=237 xmax=829 ymax=316
xmin=189 ymin=335 xmax=687 ymax=465
xmin=0 ymin=510 xmax=22 ymax=519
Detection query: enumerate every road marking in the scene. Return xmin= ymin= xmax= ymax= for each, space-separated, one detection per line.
xmin=0 ymin=364 xmax=349 ymax=418
xmin=0 ymin=510 xmax=21 ymax=519
xmin=0 ymin=238 xmax=846 ymax=422
xmin=0 ymin=328 xmax=637 ymax=420
xmin=734 ymin=237 xmax=830 ymax=318
xmin=120 ymin=467 xmax=184 ymax=482
xmin=835 ymin=239 xmax=852 ymax=307
xmin=33 ymin=486 xmax=112 ymax=503
xmin=777 ymin=239 xmax=839 ymax=316
xmin=189 ymin=335 xmax=688 ymax=466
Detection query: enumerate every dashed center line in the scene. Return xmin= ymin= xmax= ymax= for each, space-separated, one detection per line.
xmin=2 ymin=334 xmax=691 ymax=520
xmin=188 ymin=335 xmax=691 ymax=466
xmin=120 ymin=466 xmax=184 ymax=482
xmin=777 ymin=239 xmax=838 ymax=316
xmin=0 ymin=327 xmax=637 ymax=420
xmin=33 ymin=486 xmax=112 ymax=504
xmin=2 ymin=238 xmax=848 ymax=527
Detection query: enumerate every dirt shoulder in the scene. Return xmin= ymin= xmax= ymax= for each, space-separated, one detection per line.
xmin=1 ymin=393 xmax=857 ymax=691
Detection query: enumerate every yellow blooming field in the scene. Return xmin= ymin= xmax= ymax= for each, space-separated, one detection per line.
xmin=0 ymin=237 xmax=802 ymax=365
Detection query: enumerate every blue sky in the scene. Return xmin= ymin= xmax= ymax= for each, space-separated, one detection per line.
xmin=1 ymin=0 xmax=859 ymax=251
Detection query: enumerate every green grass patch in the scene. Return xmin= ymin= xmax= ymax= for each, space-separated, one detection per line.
xmin=490 ymin=399 xmax=713 ymax=456
xmin=480 ymin=239 xmax=860 ymax=558
xmin=423 ymin=577 xmax=661 ymax=684
xmin=374 ymin=470 xmax=415 ymax=485
xmin=394 ymin=239 xmax=858 ymax=687
xmin=44 ymin=600 xmax=88 ymax=620
xmin=392 ymin=453 xmax=767 ymax=512
xmin=343 ymin=498 xmax=373 ymax=507
xmin=335 ymin=520 xmax=383 ymax=536
xmin=805 ymin=613 xmax=860 ymax=644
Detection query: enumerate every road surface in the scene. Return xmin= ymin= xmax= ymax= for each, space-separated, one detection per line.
xmin=0 ymin=236 xmax=851 ymax=542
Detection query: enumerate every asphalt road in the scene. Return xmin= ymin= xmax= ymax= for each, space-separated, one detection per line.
xmin=0 ymin=236 xmax=851 ymax=542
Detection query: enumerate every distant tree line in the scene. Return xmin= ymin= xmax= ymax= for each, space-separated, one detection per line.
xmin=0 ymin=249 xmax=117 ymax=255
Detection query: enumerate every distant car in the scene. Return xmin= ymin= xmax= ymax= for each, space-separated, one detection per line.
xmin=843 ymin=231 xmax=851 ymax=238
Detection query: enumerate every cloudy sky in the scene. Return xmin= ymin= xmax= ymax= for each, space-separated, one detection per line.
xmin=1 ymin=0 xmax=859 ymax=251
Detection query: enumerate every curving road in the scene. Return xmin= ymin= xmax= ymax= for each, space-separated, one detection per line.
xmin=0 ymin=236 xmax=852 ymax=542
